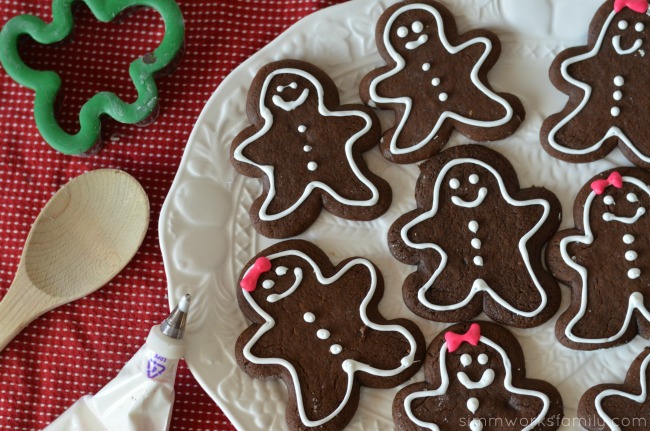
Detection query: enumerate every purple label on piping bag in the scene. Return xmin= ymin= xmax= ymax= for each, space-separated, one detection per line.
xmin=147 ymin=355 xmax=167 ymax=379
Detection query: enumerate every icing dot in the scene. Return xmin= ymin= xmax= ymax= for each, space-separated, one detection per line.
xmin=397 ymin=26 xmax=408 ymax=38
xmin=317 ymin=329 xmax=330 ymax=340
xmin=431 ymin=77 xmax=441 ymax=86
xmin=262 ymin=280 xmax=275 ymax=289
xmin=611 ymin=107 xmax=621 ymax=117
xmin=473 ymin=256 xmax=484 ymax=266
xmin=469 ymin=174 xmax=479 ymax=184
xmin=603 ymin=212 xmax=614 ymax=221
xmin=330 ymin=344 xmax=342 ymax=355
xmin=624 ymin=234 xmax=635 ymax=244
xmin=276 ymin=266 xmax=288 ymax=276
xmin=614 ymin=76 xmax=625 ymax=86
xmin=478 ymin=353 xmax=488 ymax=364
xmin=614 ymin=90 xmax=623 ymax=101
xmin=627 ymin=193 xmax=639 ymax=203
xmin=439 ymin=92 xmax=449 ymax=102
xmin=468 ymin=220 xmax=479 ymax=233
xmin=604 ymin=195 xmax=615 ymax=205
xmin=628 ymin=268 xmax=641 ymax=279
xmin=307 ymin=161 xmax=318 ymax=171
xmin=626 ymin=251 xmax=638 ymax=261
xmin=636 ymin=22 xmax=645 ymax=32
xmin=471 ymin=238 xmax=482 ymax=249
xmin=470 ymin=418 xmax=484 ymax=431
xmin=303 ymin=312 xmax=316 ymax=323
xmin=460 ymin=354 xmax=472 ymax=366
xmin=298 ymin=125 xmax=307 ymax=133
xmin=303 ymin=145 xmax=312 ymax=152
xmin=467 ymin=397 xmax=479 ymax=414
xmin=412 ymin=21 xmax=424 ymax=33
xmin=276 ymin=85 xmax=283 ymax=92
xmin=422 ymin=63 xmax=431 ymax=71
xmin=619 ymin=20 xmax=629 ymax=30
xmin=449 ymin=178 xmax=460 ymax=189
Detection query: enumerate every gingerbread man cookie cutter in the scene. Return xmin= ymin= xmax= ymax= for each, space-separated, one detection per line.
xmin=0 ymin=0 xmax=185 ymax=155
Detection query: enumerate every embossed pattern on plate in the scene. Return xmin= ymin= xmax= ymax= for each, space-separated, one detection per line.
xmin=159 ymin=0 xmax=648 ymax=429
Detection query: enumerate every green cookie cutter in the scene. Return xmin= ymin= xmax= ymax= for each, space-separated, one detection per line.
xmin=0 ymin=0 xmax=185 ymax=155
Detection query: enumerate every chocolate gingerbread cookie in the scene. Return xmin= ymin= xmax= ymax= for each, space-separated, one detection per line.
xmin=231 ymin=59 xmax=391 ymax=238
xmin=578 ymin=347 xmax=650 ymax=431
xmin=393 ymin=321 xmax=564 ymax=431
xmin=547 ymin=168 xmax=650 ymax=350
xmin=360 ymin=0 xmax=525 ymax=164
xmin=541 ymin=0 xmax=650 ymax=167
xmin=235 ymin=240 xmax=426 ymax=431
xmin=388 ymin=145 xmax=562 ymax=328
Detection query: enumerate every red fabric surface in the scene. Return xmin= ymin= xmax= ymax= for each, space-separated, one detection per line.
xmin=0 ymin=0 xmax=347 ymax=429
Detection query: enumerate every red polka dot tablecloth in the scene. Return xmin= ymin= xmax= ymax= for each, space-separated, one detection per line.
xmin=0 ymin=1 xmax=346 ymax=429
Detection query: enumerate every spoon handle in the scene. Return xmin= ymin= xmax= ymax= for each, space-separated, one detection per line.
xmin=0 ymin=271 xmax=55 ymax=352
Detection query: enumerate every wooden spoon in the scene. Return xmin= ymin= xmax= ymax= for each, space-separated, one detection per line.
xmin=0 ymin=169 xmax=150 ymax=352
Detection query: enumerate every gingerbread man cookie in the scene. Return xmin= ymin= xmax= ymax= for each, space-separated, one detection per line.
xmin=360 ymin=0 xmax=525 ymax=164
xmin=231 ymin=59 xmax=391 ymax=238
xmin=235 ymin=240 xmax=425 ymax=431
xmin=547 ymin=168 xmax=650 ymax=350
xmin=393 ymin=322 xmax=564 ymax=431
xmin=389 ymin=145 xmax=562 ymax=328
xmin=541 ymin=0 xmax=650 ymax=167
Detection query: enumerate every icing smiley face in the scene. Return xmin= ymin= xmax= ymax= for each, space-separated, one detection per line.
xmin=611 ymin=14 xmax=649 ymax=56
xmin=456 ymin=351 xmax=495 ymax=390
xmin=393 ymin=16 xmax=430 ymax=52
xmin=447 ymin=170 xmax=489 ymax=208
xmin=264 ymin=72 xmax=315 ymax=113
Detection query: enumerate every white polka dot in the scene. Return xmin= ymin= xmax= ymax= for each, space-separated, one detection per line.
xmin=619 ymin=20 xmax=629 ymax=30
xmin=636 ymin=22 xmax=645 ymax=32
xmin=303 ymin=145 xmax=312 ymax=152
xmin=611 ymin=107 xmax=621 ymax=117
xmin=330 ymin=344 xmax=342 ymax=355
xmin=439 ymin=92 xmax=448 ymax=102
xmin=431 ymin=77 xmax=440 ymax=86
xmin=471 ymin=238 xmax=482 ymax=249
xmin=624 ymin=234 xmax=635 ymax=244
xmin=478 ymin=353 xmax=488 ymax=364
xmin=262 ymin=280 xmax=275 ymax=289
xmin=614 ymin=90 xmax=623 ymax=101
xmin=298 ymin=125 xmax=307 ymax=133
xmin=304 ymin=312 xmax=315 ymax=323
xmin=626 ymin=251 xmax=638 ymax=261
xmin=627 ymin=193 xmax=639 ymax=202
xmin=317 ymin=329 xmax=330 ymax=339
xmin=449 ymin=178 xmax=460 ymax=189
xmin=628 ymin=268 xmax=641 ymax=279
xmin=397 ymin=26 xmax=408 ymax=38
xmin=468 ymin=220 xmax=479 ymax=233
xmin=614 ymin=76 xmax=625 ymax=86
xmin=422 ymin=63 xmax=431 ymax=71
xmin=469 ymin=174 xmax=479 ymax=184
xmin=473 ymin=256 xmax=484 ymax=266
xmin=307 ymin=161 xmax=318 ymax=171
xmin=412 ymin=21 xmax=424 ymax=33
xmin=461 ymin=354 xmax=472 ymax=366
xmin=604 ymin=195 xmax=615 ymax=205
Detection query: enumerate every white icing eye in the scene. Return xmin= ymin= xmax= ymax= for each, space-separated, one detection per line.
xmin=469 ymin=174 xmax=479 ymax=184
xmin=397 ymin=26 xmax=408 ymax=38
xmin=627 ymin=193 xmax=639 ymax=203
xmin=603 ymin=195 xmax=615 ymax=205
xmin=412 ymin=21 xmax=424 ymax=33
xmin=262 ymin=280 xmax=275 ymax=289
xmin=636 ymin=22 xmax=645 ymax=32
xmin=478 ymin=353 xmax=488 ymax=365
xmin=439 ymin=92 xmax=448 ymax=102
xmin=449 ymin=178 xmax=460 ymax=189
xmin=619 ymin=20 xmax=629 ymax=30
xmin=460 ymin=354 xmax=472 ymax=366
xmin=276 ymin=266 xmax=288 ymax=276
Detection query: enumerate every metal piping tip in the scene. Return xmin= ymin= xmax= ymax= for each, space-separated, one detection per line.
xmin=160 ymin=294 xmax=191 ymax=339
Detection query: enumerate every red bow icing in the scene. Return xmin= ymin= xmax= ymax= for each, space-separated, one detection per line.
xmin=614 ymin=0 xmax=648 ymax=13
xmin=591 ymin=171 xmax=623 ymax=195
xmin=240 ymin=257 xmax=272 ymax=292
xmin=445 ymin=323 xmax=481 ymax=353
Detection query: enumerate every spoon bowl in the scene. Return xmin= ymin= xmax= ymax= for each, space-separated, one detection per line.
xmin=0 ymin=169 xmax=149 ymax=352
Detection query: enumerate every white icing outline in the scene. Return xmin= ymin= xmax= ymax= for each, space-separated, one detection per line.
xmin=560 ymin=175 xmax=650 ymax=344
xmin=595 ymin=352 xmax=650 ymax=431
xmin=546 ymin=8 xmax=650 ymax=163
xmin=233 ymin=67 xmax=380 ymax=221
xmin=368 ymin=3 xmax=515 ymax=156
xmin=400 ymin=158 xmax=551 ymax=317
xmin=242 ymin=249 xmax=418 ymax=428
xmin=457 ymin=369 xmax=495 ymax=389
xmin=403 ymin=335 xmax=550 ymax=431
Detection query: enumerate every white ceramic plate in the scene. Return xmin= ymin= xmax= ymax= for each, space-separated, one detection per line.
xmin=159 ymin=0 xmax=647 ymax=429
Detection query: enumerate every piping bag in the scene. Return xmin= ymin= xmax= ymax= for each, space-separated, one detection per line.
xmin=45 ymin=294 xmax=191 ymax=431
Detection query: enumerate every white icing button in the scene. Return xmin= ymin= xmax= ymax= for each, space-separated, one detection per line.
xmin=307 ymin=161 xmax=318 ymax=171
xmin=468 ymin=220 xmax=479 ymax=233
xmin=619 ymin=20 xmax=629 ymax=30
xmin=317 ymin=329 xmax=330 ymax=340
xmin=276 ymin=266 xmax=288 ymax=276
xmin=330 ymin=344 xmax=342 ymax=355
xmin=636 ymin=22 xmax=645 ymax=32
xmin=262 ymin=280 xmax=275 ymax=289
xmin=467 ymin=397 xmax=479 ymax=414
xmin=611 ymin=107 xmax=621 ymax=117
xmin=303 ymin=145 xmax=312 ymax=152
xmin=431 ymin=77 xmax=441 ymax=86
xmin=627 ymin=193 xmax=639 ymax=202
xmin=604 ymin=195 xmax=615 ymax=205
xmin=397 ymin=26 xmax=408 ymax=38
xmin=470 ymin=418 xmax=484 ymax=431
xmin=471 ymin=238 xmax=482 ymax=249
xmin=626 ymin=251 xmax=638 ymax=261
xmin=614 ymin=76 xmax=625 ymax=86
xmin=614 ymin=90 xmax=623 ymax=101
xmin=478 ymin=353 xmax=488 ymax=364
xmin=628 ymin=268 xmax=641 ymax=279
xmin=412 ymin=21 xmax=424 ymax=33
xmin=422 ymin=63 xmax=431 ymax=71
xmin=298 ymin=125 xmax=307 ymax=133
xmin=439 ymin=92 xmax=448 ymax=102
xmin=624 ymin=234 xmax=635 ymax=244
xmin=473 ymin=256 xmax=484 ymax=266
xmin=303 ymin=312 xmax=316 ymax=323
xmin=461 ymin=353 xmax=472 ymax=366
xmin=469 ymin=174 xmax=479 ymax=184
xmin=449 ymin=178 xmax=460 ymax=189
